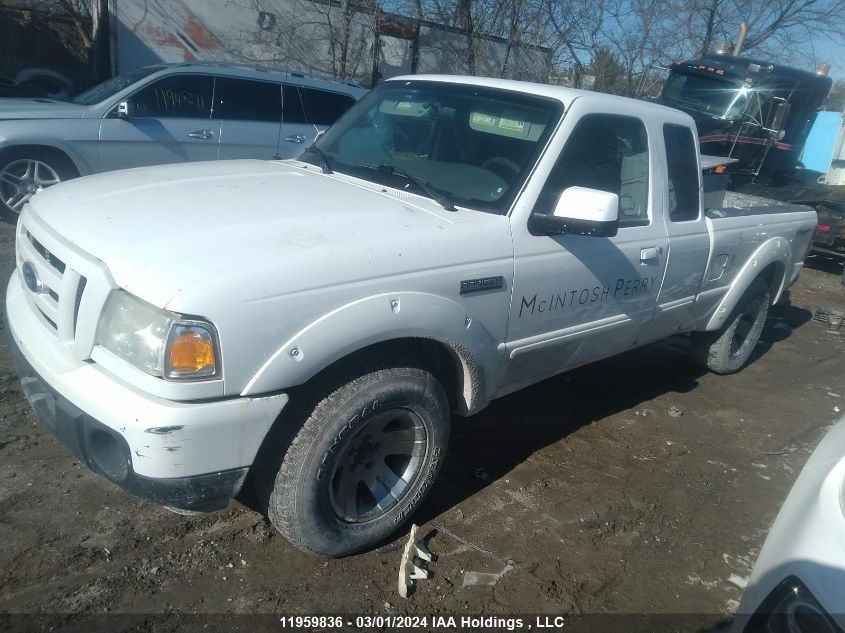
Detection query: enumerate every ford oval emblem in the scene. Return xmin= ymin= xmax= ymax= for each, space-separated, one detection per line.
xmin=21 ymin=261 xmax=43 ymax=294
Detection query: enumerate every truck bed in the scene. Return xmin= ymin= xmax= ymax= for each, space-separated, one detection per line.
xmin=697 ymin=192 xmax=817 ymax=320
xmin=707 ymin=191 xmax=811 ymax=218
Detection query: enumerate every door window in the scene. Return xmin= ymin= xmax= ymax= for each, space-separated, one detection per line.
xmin=283 ymin=85 xmax=355 ymax=125
xmin=663 ymin=124 xmax=700 ymax=222
xmin=215 ymin=77 xmax=282 ymax=122
xmin=534 ymin=114 xmax=650 ymax=227
xmin=130 ymin=74 xmax=213 ymax=119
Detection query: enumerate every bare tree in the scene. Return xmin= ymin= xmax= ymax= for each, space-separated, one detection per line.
xmin=670 ymin=0 xmax=845 ymax=63
xmin=1 ymin=0 xmax=94 ymax=64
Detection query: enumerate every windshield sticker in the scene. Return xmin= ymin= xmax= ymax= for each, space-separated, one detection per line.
xmin=518 ymin=276 xmax=657 ymax=317
xmin=469 ymin=107 xmax=546 ymax=141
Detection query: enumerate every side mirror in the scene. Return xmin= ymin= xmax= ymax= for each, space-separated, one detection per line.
xmin=533 ymin=186 xmax=619 ymax=237
xmin=769 ymin=101 xmax=790 ymax=137
xmin=314 ymin=129 xmax=327 ymax=141
xmin=115 ymin=99 xmax=134 ymax=119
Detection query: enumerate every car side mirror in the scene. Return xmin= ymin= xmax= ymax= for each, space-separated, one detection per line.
xmin=533 ymin=186 xmax=619 ymax=237
xmin=115 ymin=99 xmax=134 ymax=119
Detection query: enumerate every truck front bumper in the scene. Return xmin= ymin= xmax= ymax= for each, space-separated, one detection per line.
xmin=5 ymin=275 xmax=288 ymax=512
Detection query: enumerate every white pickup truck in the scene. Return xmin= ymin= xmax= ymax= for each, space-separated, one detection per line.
xmin=6 ymin=75 xmax=816 ymax=556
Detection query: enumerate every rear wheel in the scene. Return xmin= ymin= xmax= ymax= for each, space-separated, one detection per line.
xmin=0 ymin=149 xmax=77 ymax=217
xmin=691 ymin=277 xmax=771 ymax=375
xmin=256 ymin=363 xmax=450 ymax=557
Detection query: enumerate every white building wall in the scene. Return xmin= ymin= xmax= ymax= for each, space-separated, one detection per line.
xmin=111 ymin=0 xmax=550 ymax=85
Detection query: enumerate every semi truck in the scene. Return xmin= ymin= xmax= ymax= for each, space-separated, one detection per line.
xmin=659 ymin=50 xmax=843 ymax=262
xmin=658 ymin=50 xmax=832 ymax=185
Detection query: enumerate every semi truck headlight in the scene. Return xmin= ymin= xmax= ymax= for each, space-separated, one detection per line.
xmin=96 ymin=291 xmax=219 ymax=380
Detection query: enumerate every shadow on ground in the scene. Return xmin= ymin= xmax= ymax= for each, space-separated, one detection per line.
xmin=805 ymin=254 xmax=844 ymax=276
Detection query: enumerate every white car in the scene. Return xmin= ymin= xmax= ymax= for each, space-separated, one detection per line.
xmin=733 ymin=417 xmax=845 ymax=633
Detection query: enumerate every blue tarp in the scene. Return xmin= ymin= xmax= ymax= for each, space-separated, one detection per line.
xmin=802 ymin=111 xmax=843 ymax=173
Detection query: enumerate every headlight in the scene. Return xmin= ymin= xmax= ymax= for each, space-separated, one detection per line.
xmin=96 ymin=291 xmax=220 ymax=380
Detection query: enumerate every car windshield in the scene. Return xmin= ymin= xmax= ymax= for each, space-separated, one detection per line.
xmin=70 ymin=66 xmax=164 ymax=105
xmin=661 ymin=72 xmax=749 ymax=120
xmin=301 ymin=81 xmax=563 ymax=214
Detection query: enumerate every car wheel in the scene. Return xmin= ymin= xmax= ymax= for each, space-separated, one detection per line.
xmin=691 ymin=277 xmax=771 ymax=375
xmin=0 ymin=149 xmax=77 ymax=217
xmin=258 ymin=363 xmax=450 ymax=557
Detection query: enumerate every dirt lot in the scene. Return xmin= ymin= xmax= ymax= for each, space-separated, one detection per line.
xmin=1 ymin=216 xmax=844 ymax=630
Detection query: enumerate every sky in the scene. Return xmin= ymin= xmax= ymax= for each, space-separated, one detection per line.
xmin=812 ymin=36 xmax=845 ymax=81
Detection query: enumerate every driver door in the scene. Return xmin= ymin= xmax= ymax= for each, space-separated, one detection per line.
xmin=98 ymin=74 xmax=220 ymax=172
xmin=502 ymin=107 xmax=669 ymax=390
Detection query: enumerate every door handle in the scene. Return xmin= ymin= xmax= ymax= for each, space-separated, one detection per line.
xmin=188 ymin=129 xmax=214 ymax=140
xmin=285 ymin=134 xmax=307 ymax=144
xmin=640 ymin=247 xmax=659 ymax=262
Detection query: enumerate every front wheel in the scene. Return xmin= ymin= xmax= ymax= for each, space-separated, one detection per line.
xmin=691 ymin=277 xmax=771 ymax=375
xmin=259 ymin=364 xmax=450 ymax=557
xmin=0 ymin=149 xmax=77 ymax=217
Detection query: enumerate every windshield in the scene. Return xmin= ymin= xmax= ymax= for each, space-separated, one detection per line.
xmin=302 ymin=81 xmax=563 ymax=214
xmin=661 ymin=72 xmax=749 ymax=120
xmin=70 ymin=66 xmax=164 ymax=105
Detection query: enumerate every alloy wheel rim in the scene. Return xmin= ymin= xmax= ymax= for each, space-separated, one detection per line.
xmin=0 ymin=159 xmax=61 ymax=213
xmin=328 ymin=408 xmax=428 ymax=523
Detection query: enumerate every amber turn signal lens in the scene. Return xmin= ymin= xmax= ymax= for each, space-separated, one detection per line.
xmin=167 ymin=325 xmax=217 ymax=378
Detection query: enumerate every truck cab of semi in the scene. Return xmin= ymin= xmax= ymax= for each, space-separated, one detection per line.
xmin=658 ymin=52 xmax=832 ymax=185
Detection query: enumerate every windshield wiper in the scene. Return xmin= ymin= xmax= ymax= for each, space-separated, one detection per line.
xmin=372 ymin=163 xmax=457 ymax=212
xmin=306 ymin=146 xmax=334 ymax=174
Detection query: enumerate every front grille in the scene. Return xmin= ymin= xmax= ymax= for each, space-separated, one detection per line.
xmin=73 ymin=276 xmax=87 ymax=336
xmin=27 ymin=231 xmax=66 ymax=273
xmin=17 ymin=219 xmax=90 ymax=344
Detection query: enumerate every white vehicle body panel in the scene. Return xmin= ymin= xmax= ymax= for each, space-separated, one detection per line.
xmin=733 ymin=417 xmax=845 ymax=632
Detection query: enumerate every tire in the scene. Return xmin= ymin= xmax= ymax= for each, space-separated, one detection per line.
xmin=257 ymin=363 xmax=450 ymax=557
xmin=691 ymin=277 xmax=771 ymax=375
xmin=0 ymin=148 xmax=78 ymax=218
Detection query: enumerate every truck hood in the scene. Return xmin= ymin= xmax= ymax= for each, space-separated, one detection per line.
xmin=27 ymin=160 xmax=461 ymax=308
xmin=0 ymin=98 xmax=87 ymax=119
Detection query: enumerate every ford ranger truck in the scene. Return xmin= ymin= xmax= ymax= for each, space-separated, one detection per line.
xmin=5 ymin=76 xmax=817 ymax=556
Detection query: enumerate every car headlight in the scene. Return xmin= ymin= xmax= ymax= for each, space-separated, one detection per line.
xmin=96 ymin=291 xmax=220 ymax=380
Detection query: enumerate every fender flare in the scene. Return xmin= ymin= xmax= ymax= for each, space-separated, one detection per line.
xmin=240 ymin=292 xmax=504 ymax=413
xmin=704 ymin=236 xmax=789 ymax=331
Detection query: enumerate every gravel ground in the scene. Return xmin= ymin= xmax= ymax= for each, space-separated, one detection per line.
xmin=1 ymin=216 xmax=843 ymax=630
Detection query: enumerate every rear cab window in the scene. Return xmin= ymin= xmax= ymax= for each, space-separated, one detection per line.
xmin=663 ymin=123 xmax=700 ymax=221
